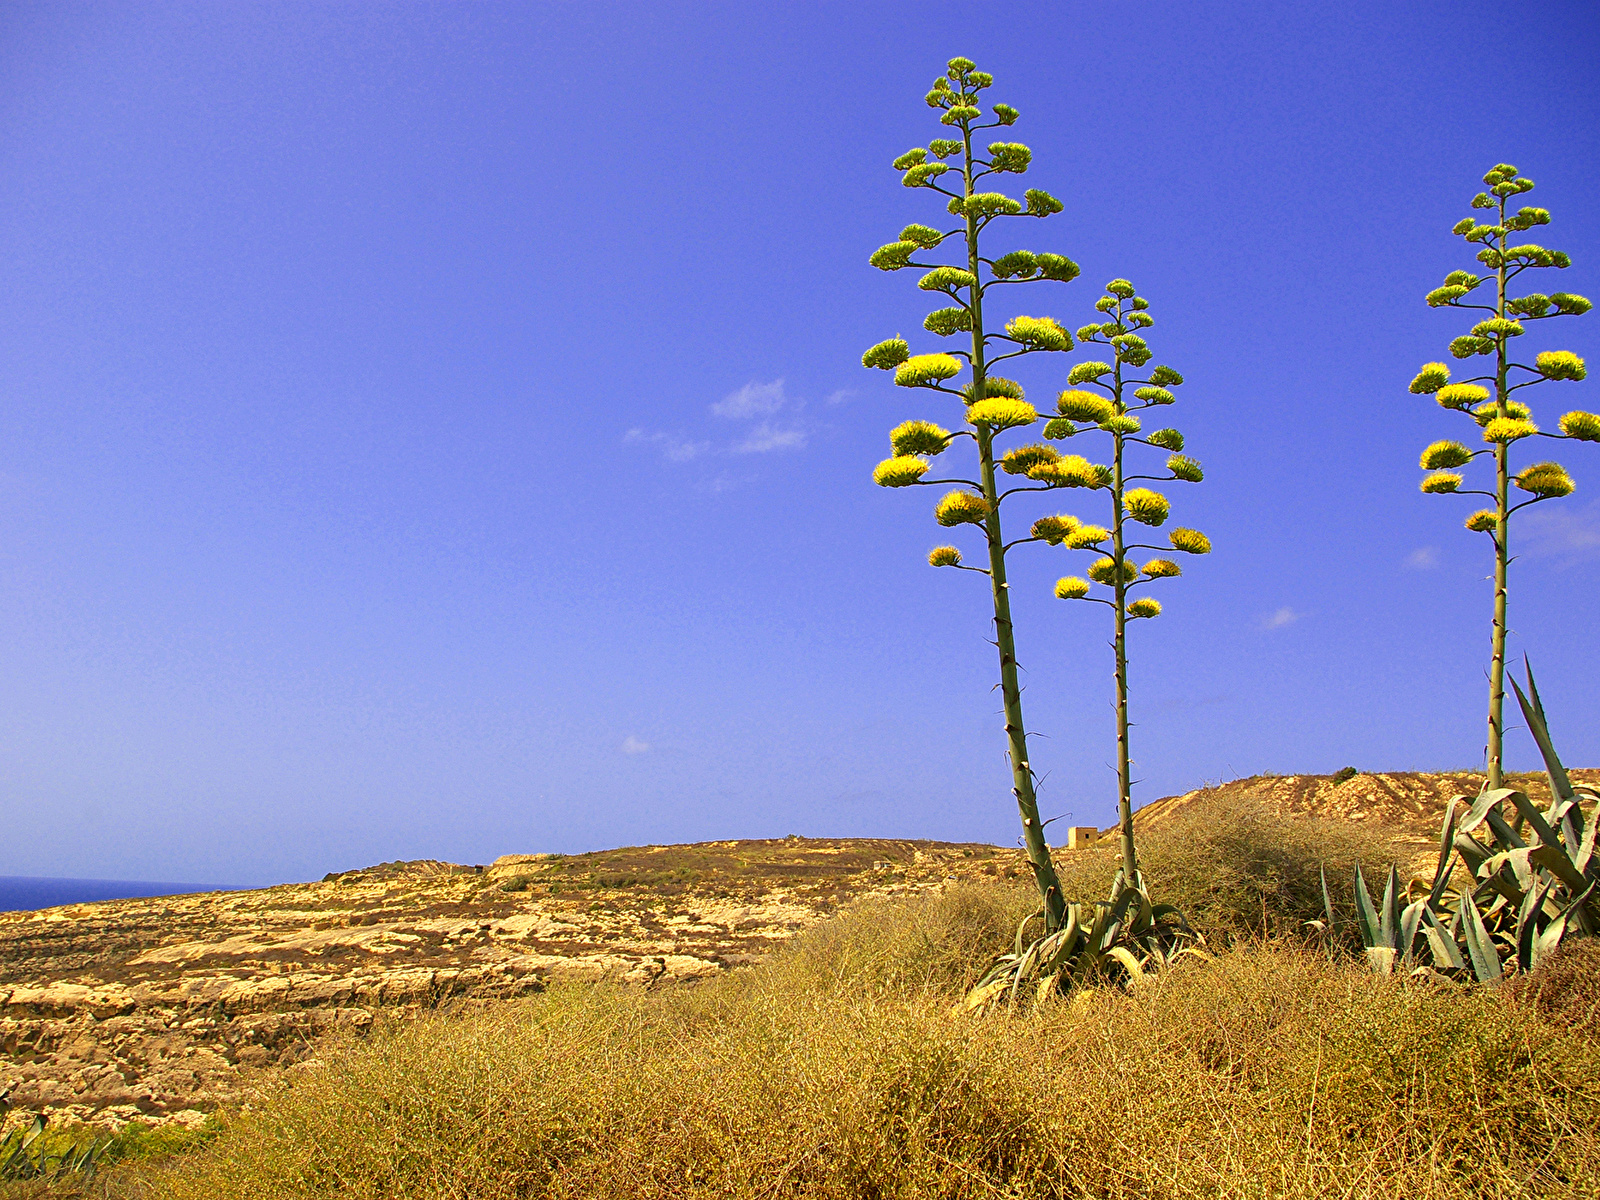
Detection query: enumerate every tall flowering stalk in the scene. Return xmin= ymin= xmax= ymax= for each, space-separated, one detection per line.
xmin=863 ymin=57 xmax=1080 ymax=929
xmin=1407 ymin=163 xmax=1594 ymax=789
xmin=1040 ymin=280 xmax=1209 ymax=890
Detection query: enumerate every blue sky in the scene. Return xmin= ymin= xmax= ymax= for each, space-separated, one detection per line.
xmin=1 ymin=2 xmax=1597 ymax=886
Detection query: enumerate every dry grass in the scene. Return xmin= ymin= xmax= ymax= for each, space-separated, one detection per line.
xmin=97 ymin=873 xmax=1599 ymax=1200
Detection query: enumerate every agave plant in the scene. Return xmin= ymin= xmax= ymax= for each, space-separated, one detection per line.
xmin=1406 ymin=163 xmax=1593 ymax=790
xmin=862 ymin=56 xmax=1082 ymax=930
xmin=1339 ymin=662 xmax=1597 ymax=981
xmin=0 ymin=1092 xmax=112 ymax=1182
xmin=962 ymin=883 xmax=1204 ymax=1013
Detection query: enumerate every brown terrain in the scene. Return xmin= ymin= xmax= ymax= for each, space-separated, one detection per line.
xmin=2 ymin=767 xmax=1589 ymax=1131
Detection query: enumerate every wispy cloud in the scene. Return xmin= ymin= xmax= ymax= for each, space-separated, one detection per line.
xmin=826 ymin=388 xmax=856 ymax=405
xmin=1521 ymin=500 xmax=1600 ymax=565
xmin=711 ymin=379 xmax=788 ymax=419
xmin=621 ymin=735 xmax=650 ymax=755
xmin=623 ymin=428 xmax=709 ymax=462
xmin=1405 ymin=546 xmax=1440 ymax=569
xmin=1259 ymin=607 xmax=1301 ymax=630
xmin=734 ymin=421 xmax=807 ymax=453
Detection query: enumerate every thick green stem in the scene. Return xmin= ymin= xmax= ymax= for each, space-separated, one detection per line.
xmin=1488 ymin=197 xmax=1510 ymax=790
xmin=1110 ymin=354 xmax=1136 ymax=886
xmin=962 ymin=121 xmax=1065 ymax=930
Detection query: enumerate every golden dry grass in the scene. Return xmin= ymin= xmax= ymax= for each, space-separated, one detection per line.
xmin=98 ymin=873 xmax=1599 ymax=1200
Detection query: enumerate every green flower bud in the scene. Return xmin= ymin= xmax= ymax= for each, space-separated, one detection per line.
xmin=1444 ymin=271 xmax=1481 ymax=288
xmin=1537 ymin=350 xmax=1587 ymax=381
xmin=962 ymin=376 xmax=1024 ymax=401
xmin=1057 ymin=390 xmax=1115 ymax=423
xmin=1169 ymin=527 xmax=1211 ymax=555
xmin=1041 ymin=418 xmax=1076 ymax=440
xmin=1465 ymin=509 xmax=1498 ymax=533
xmin=895 ymin=353 xmax=963 ymax=387
xmin=1077 ymin=323 xmax=1105 ymax=342
xmin=1142 ymin=559 xmax=1182 ymax=579
xmin=936 ymin=489 xmax=990 ymax=527
xmin=1127 ymin=598 xmax=1162 ymax=619
xmin=990 ymin=250 xmax=1039 ymax=279
xmin=1507 ymin=294 xmax=1551 ymax=317
xmin=928 ymin=545 xmax=962 ymax=567
xmin=899 ymin=223 xmax=945 ymax=249
xmin=1006 ymin=315 xmax=1072 ymax=351
xmin=1514 ymin=461 xmax=1574 ymax=498
xmin=1167 ymin=454 xmax=1203 ymax=482
xmin=1426 ymin=285 xmax=1473 ymax=307
xmin=960 ymin=192 xmax=1024 ymax=218
xmin=1033 ymin=253 xmax=1079 ymax=281
xmin=1421 ymin=472 xmax=1463 ymax=494
xmin=1128 ymin=312 xmax=1155 ymax=330
xmin=1024 ymin=188 xmax=1062 ymax=216
xmin=1450 ymin=335 xmax=1495 ymax=359
xmin=1055 ymin=576 xmax=1091 ymax=600
xmin=968 ymin=72 xmax=993 ymax=88
xmin=1472 ymin=399 xmax=1530 ymax=424
xmin=869 ymin=241 xmax=920 ymax=271
xmin=862 ymin=337 xmax=911 ymax=370
xmin=1471 ymin=193 xmax=1495 ymax=209
xmin=1471 ymin=317 xmax=1525 ymax=338
xmin=1486 ymin=164 xmax=1518 ymax=183
xmin=924 ymin=307 xmax=972 ymax=336
xmin=1067 ymin=361 xmax=1113 ymax=386
xmin=967 ymin=398 xmax=1038 ymax=429
xmin=1134 ymin=386 xmax=1175 ymax=405
xmin=1064 ymin=524 xmax=1109 ymax=548
xmin=941 ymin=106 xmax=982 ymax=125
xmin=1105 ymin=279 xmax=1136 ymax=299
xmin=1452 ymin=218 xmax=1477 ymax=236
xmin=1550 ymin=293 xmax=1592 ymax=315
xmin=1409 ymin=362 xmax=1451 ymax=394
xmin=1101 ymin=414 xmax=1142 ymax=435
xmin=1000 ymin=443 xmax=1060 ymax=475
xmin=1148 ymin=366 xmax=1184 ymax=387
xmin=1087 ymin=556 xmax=1139 ymax=585
xmin=892 ymin=148 xmax=927 ymax=171
xmin=1512 ymin=206 xmax=1551 ymax=228
xmin=1124 ymin=487 xmax=1170 ymax=526
xmin=1483 ymin=417 xmax=1538 ymax=443
xmin=947 ymin=57 xmax=977 ymax=75
xmin=993 ymin=104 xmax=1019 ymax=125
xmin=1435 ymin=383 xmax=1488 ymax=410
xmin=902 ymin=162 xmax=952 ymax=188
xmin=918 ymin=266 xmax=977 ymax=293
xmin=874 ymin=455 xmax=930 ymax=487
xmin=1558 ymin=411 xmax=1600 ymax=441
xmin=1147 ymin=428 xmax=1184 ymax=452
xmin=1420 ymin=440 xmax=1473 ymax=469
xmin=1031 ymin=514 xmax=1080 ymax=544
xmin=890 ymin=420 xmax=952 ymax=457
xmin=987 ymin=142 xmax=1032 ymax=173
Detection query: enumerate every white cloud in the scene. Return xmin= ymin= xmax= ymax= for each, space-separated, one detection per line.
xmin=621 ymin=735 xmax=650 ymax=755
xmin=826 ymin=388 xmax=855 ymax=405
xmin=1405 ymin=546 xmax=1440 ymax=569
xmin=734 ymin=422 xmax=807 ymax=453
xmin=1259 ymin=607 xmax=1300 ymax=630
xmin=1521 ymin=500 xmax=1600 ymax=564
xmin=711 ymin=379 xmax=787 ymax=419
xmin=623 ymin=428 xmax=708 ymax=462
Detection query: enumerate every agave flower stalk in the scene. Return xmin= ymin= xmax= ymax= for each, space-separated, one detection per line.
xmin=1035 ymin=280 xmax=1209 ymax=890
xmin=1407 ymin=164 xmax=1593 ymax=790
xmin=863 ymin=57 xmax=1081 ymax=929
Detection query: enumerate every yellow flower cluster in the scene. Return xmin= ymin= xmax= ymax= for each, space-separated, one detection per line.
xmin=936 ymin=490 xmax=991 ymax=527
xmin=1031 ymin=514 xmax=1080 ymax=544
xmin=873 ymin=456 xmax=931 ymax=487
xmin=1514 ymin=462 xmax=1574 ymax=498
xmin=1168 ymin=527 xmax=1211 ymax=555
xmin=1141 ymin=559 xmax=1182 ymax=578
xmin=1126 ymin=598 xmax=1162 ymax=619
xmin=967 ymin=399 xmax=1038 ymax=429
xmin=1124 ymin=488 xmax=1170 ymax=527
xmin=1056 ymin=390 xmax=1115 ymax=423
xmin=928 ymin=545 xmax=963 ymax=567
xmin=1054 ymin=576 xmax=1091 ymax=600
xmin=895 ymin=354 xmax=963 ymax=387
xmin=1421 ymin=472 xmax=1462 ymax=494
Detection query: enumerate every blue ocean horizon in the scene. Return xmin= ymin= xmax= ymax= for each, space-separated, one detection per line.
xmin=0 ymin=876 xmax=235 ymax=913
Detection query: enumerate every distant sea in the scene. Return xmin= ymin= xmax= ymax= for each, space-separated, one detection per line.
xmin=0 ymin=877 xmax=233 ymax=913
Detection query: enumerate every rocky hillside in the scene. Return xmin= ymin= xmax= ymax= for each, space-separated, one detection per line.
xmin=2 ymin=766 xmax=1588 ymax=1130
xmin=1 ymin=837 xmax=1010 ymax=1128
